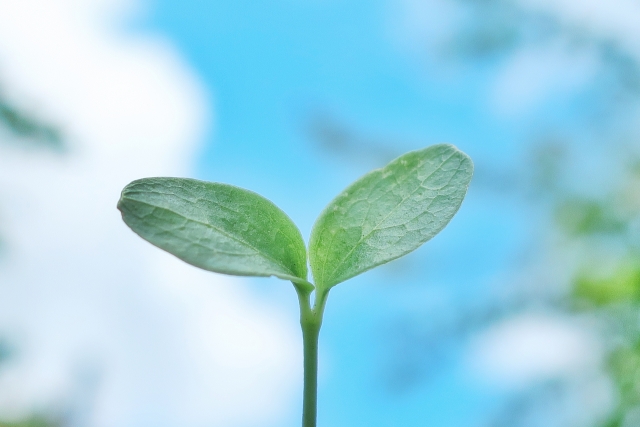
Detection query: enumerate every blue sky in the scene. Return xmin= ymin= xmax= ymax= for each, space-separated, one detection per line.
xmin=145 ymin=1 xmax=526 ymax=426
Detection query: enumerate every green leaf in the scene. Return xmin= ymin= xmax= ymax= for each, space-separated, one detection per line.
xmin=309 ymin=144 xmax=473 ymax=290
xmin=118 ymin=177 xmax=311 ymax=288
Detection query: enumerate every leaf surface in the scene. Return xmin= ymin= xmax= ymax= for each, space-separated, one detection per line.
xmin=118 ymin=178 xmax=310 ymax=287
xmin=309 ymin=144 xmax=473 ymax=290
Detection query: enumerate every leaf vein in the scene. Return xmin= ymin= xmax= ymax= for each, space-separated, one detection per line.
xmin=125 ymin=198 xmax=298 ymax=277
xmin=324 ymin=151 xmax=457 ymax=282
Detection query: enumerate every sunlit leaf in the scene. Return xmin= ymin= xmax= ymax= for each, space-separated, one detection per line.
xmin=118 ymin=178 xmax=311 ymax=288
xmin=309 ymin=144 xmax=473 ymax=290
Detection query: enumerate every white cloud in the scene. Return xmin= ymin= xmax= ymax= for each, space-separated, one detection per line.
xmin=465 ymin=313 xmax=614 ymax=425
xmin=516 ymin=0 xmax=640 ymax=59
xmin=491 ymin=0 xmax=640 ymax=116
xmin=466 ymin=313 xmax=601 ymax=388
xmin=485 ymin=0 xmax=640 ymax=117
xmin=392 ymin=0 xmax=640 ymax=117
xmin=0 ymin=1 xmax=300 ymax=426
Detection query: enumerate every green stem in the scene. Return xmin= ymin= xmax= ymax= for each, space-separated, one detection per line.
xmin=296 ymin=285 xmax=329 ymax=427
xmin=301 ymin=317 xmax=320 ymax=427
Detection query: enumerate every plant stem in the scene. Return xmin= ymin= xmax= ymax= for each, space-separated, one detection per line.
xmin=301 ymin=315 xmax=320 ymax=427
xmin=296 ymin=286 xmax=329 ymax=427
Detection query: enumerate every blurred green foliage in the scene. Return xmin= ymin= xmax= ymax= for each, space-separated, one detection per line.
xmin=0 ymin=342 xmax=59 ymax=427
xmin=448 ymin=2 xmax=640 ymax=422
xmin=0 ymin=95 xmax=63 ymax=151
xmin=606 ymin=341 xmax=640 ymax=426
xmin=557 ymin=169 xmax=640 ymax=426
xmin=0 ymin=340 xmax=11 ymax=365
xmin=556 ymin=198 xmax=627 ymax=237
xmin=0 ymin=417 xmax=59 ymax=427
xmin=0 ymin=91 xmax=65 ymax=259
xmin=0 ymin=92 xmax=62 ymax=427
xmin=573 ymin=262 xmax=640 ymax=307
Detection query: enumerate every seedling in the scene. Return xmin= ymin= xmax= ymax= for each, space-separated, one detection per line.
xmin=117 ymin=144 xmax=473 ymax=427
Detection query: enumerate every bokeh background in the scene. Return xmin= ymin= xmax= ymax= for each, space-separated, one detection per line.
xmin=1 ymin=0 xmax=639 ymax=426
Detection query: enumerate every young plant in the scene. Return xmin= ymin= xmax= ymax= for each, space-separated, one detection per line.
xmin=117 ymin=143 xmax=473 ymax=427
